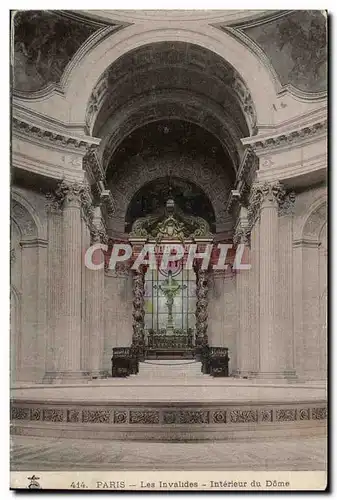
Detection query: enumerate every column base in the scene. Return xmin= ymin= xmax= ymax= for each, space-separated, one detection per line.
xmin=254 ymin=370 xmax=298 ymax=383
xmin=232 ymin=370 xmax=258 ymax=379
xmin=89 ymin=370 xmax=110 ymax=380
xmin=42 ymin=371 xmax=91 ymax=384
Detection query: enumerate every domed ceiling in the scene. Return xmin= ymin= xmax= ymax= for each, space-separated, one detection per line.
xmin=12 ymin=10 xmax=124 ymax=93
xmin=218 ymin=10 xmax=327 ymax=94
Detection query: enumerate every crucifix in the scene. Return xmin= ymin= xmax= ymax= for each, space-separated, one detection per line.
xmin=155 ymin=270 xmax=187 ymax=333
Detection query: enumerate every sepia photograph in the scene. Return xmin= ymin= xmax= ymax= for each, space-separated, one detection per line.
xmin=9 ymin=7 xmax=327 ymax=491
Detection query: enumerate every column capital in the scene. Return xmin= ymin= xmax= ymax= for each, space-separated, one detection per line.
xmin=247 ymin=181 xmax=295 ymax=228
xmin=45 ymin=192 xmax=63 ymax=214
xmin=51 ymin=180 xmax=95 ymax=228
xmin=55 ymin=180 xmax=86 ymax=207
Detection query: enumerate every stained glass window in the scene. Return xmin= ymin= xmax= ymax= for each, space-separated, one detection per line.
xmin=144 ymin=261 xmax=196 ymax=333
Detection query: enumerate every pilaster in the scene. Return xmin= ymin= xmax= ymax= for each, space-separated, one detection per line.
xmin=87 ymin=206 xmax=107 ymax=378
xmin=233 ymin=207 xmax=254 ymax=377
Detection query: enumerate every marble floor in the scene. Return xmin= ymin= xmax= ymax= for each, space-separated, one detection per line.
xmin=11 ymin=435 xmax=327 ymax=471
xmin=11 ymin=381 xmax=327 ymax=403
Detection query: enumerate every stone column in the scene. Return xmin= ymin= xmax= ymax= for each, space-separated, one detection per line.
xmin=251 ymin=181 xmax=292 ymax=379
xmin=248 ymin=219 xmax=260 ymax=376
xmin=234 ymin=207 xmax=253 ymax=377
xmin=277 ymin=193 xmax=296 ymax=379
xmin=54 ymin=181 xmax=89 ymax=382
xmin=87 ymin=206 xmax=107 ymax=378
xmin=44 ymin=195 xmax=63 ymax=380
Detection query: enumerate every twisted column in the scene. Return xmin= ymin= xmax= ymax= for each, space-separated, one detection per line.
xmin=132 ymin=267 xmax=146 ymax=354
xmin=195 ymin=266 xmax=209 ymax=345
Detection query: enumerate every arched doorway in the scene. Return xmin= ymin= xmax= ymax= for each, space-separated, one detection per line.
xmin=128 ymin=190 xmax=213 ymax=359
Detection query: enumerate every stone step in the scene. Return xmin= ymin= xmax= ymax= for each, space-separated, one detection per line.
xmin=138 ymin=359 xmax=204 ymax=378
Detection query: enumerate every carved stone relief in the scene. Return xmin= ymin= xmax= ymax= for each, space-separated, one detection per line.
xmin=11 ymin=201 xmax=37 ymax=237
xmin=108 ymin=154 xmax=231 ymax=232
xmin=303 ymin=203 xmax=327 ymax=239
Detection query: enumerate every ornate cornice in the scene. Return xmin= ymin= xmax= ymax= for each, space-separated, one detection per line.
xmin=12 ymin=117 xmax=99 ymax=152
xmin=82 ymin=146 xmax=116 ymax=217
xmin=83 ymin=145 xmax=105 ymax=181
xmin=225 ymin=147 xmax=257 ymax=213
xmin=244 ymin=119 xmax=327 ymax=154
xmin=237 ymin=147 xmax=257 ymax=183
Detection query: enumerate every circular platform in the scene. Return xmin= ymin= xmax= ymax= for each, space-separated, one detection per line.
xmin=11 ymin=378 xmax=327 ymax=442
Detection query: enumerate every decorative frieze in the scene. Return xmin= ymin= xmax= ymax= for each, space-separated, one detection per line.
xmin=260 ymin=410 xmax=273 ymax=422
xmin=212 ymin=411 xmax=226 ymax=424
xmin=298 ymin=409 xmax=310 ymax=421
xmin=230 ymin=410 xmax=258 ymax=423
xmin=163 ymin=411 xmax=209 ymax=425
xmin=275 ymin=409 xmax=296 ymax=422
xmin=312 ymin=407 xmax=327 ymax=420
xmin=11 ymin=407 xmax=29 ymax=420
xmin=114 ymin=411 xmax=128 ymax=424
xmin=30 ymin=409 xmax=41 ymax=421
xmin=11 ymin=404 xmax=327 ymax=428
xmin=129 ymin=411 xmax=160 ymax=424
xmin=67 ymin=410 xmax=80 ymax=423
xmin=43 ymin=409 xmax=65 ymax=422
xmin=82 ymin=410 xmax=110 ymax=423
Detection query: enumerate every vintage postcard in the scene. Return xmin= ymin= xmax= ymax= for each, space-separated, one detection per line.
xmin=10 ymin=8 xmax=327 ymax=491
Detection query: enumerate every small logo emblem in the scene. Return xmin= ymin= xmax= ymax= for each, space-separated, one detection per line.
xmin=27 ymin=475 xmax=41 ymax=489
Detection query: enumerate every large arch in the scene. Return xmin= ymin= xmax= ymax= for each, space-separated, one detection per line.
xmin=107 ymin=153 xmax=232 ymax=234
xmin=61 ymin=24 xmax=277 ymax=126
xmin=11 ymin=187 xmax=45 ymax=240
